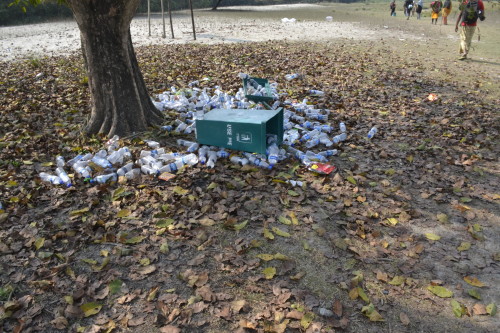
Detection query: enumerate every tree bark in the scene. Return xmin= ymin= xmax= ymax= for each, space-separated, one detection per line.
xmin=66 ymin=0 xmax=163 ymax=138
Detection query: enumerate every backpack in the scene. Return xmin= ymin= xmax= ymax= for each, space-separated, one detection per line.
xmin=461 ymin=0 xmax=479 ymax=24
xmin=443 ymin=0 xmax=451 ymax=9
xmin=431 ymin=1 xmax=442 ymax=13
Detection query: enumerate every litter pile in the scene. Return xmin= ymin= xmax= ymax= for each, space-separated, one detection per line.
xmin=38 ymin=73 xmax=377 ymax=186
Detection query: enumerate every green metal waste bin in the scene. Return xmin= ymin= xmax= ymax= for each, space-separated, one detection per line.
xmin=242 ymin=77 xmax=274 ymax=106
xmin=196 ymin=108 xmax=283 ymax=155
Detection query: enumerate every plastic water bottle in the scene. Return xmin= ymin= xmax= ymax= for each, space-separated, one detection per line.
xmin=55 ymin=167 xmax=72 ymax=187
xmin=313 ymin=124 xmax=332 ymax=133
xmin=91 ymin=155 xmax=113 ymax=169
xmin=301 ymin=129 xmax=319 ymax=142
xmin=107 ymin=147 xmax=127 ymax=165
xmin=158 ymin=160 xmax=184 ymax=173
xmin=106 ymin=135 xmax=120 ymax=151
xmin=72 ymin=162 xmax=92 ymax=179
xmin=238 ymin=73 xmax=249 ymax=79
xmin=117 ymin=162 xmax=134 ymax=177
xmin=39 ymin=172 xmax=63 ymax=185
xmin=81 ymin=153 xmax=94 ymax=162
xmin=145 ymin=140 xmax=160 ymax=149
xmin=309 ymin=90 xmax=325 ymax=96
xmin=305 ymin=137 xmax=320 ymax=149
xmin=67 ymin=154 xmax=84 ymax=167
xmin=96 ymin=149 xmax=107 ymax=158
xmin=285 ymin=73 xmax=300 ymax=81
xmin=161 ymin=125 xmax=173 ymax=132
xmin=230 ymin=156 xmax=249 ymax=166
xmin=267 ymin=144 xmax=280 ymax=166
xmin=158 ymin=152 xmax=182 ymax=162
xmin=244 ymin=153 xmax=271 ymax=169
xmin=271 ymin=100 xmax=281 ymax=110
xmin=125 ymin=168 xmax=141 ymax=180
xmin=306 ymin=151 xmax=327 ymax=162
xmin=141 ymin=164 xmax=159 ymax=175
xmin=319 ymin=149 xmax=338 ymax=157
xmin=206 ymin=151 xmax=217 ymax=168
xmin=217 ymin=149 xmax=229 ymax=159
xmin=367 ymin=127 xmax=377 ymax=139
xmin=319 ymin=133 xmax=333 ymax=147
xmin=198 ymin=146 xmax=209 ymax=164
xmin=179 ymin=153 xmax=199 ymax=166
xmin=339 ymin=122 xmax=347 ymax=133
xmin=56 ymin=156 xmax=65 ymax=168
xmin=139 ymin=155 xmax=157 ymax=166
xmin=93 ymin=173 xmax=117 ymax=184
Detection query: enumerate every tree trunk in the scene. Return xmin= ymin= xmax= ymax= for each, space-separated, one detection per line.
xmin=66 ymin=0 xmax=163 ymax=138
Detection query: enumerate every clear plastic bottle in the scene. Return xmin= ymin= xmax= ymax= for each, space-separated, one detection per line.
xmin=158 ymin=152 xmax=182 ymax=162
xmin=217 ymin=149 xmax=229 ymax=159
xmin=72 ymin=162 xmax=92 ymax=179
xmin=305 ymin=151 xmax=327 ymax=162
xmin=106 ymin=135 xmax=120 ymax=151
xmin=158 ymin=160 xmax=184 ymax=173
xmin=230 ymin=156 xmax=249 ymax=166
xmin=93 ymin=173 xmax=117 ymax=184
xmin=39 ymin=172 xmax=63 ymax=185
xmin=309 ymin=90 xmax=325 ymax=96
xmin=285 ymin=73 xmax=300 ymax=81
xmin=179 ymin=153 xmax=198 ymax=166
xmin=206 ymin=151 xmax=217 ymax=168
xmin=56 ymin=155 xmax=65 ymax=168
xmin=67 ymin=154 xmax=84 ymax=167
xmin=117 ymin=162 xmax=134 ymax=177
xmin=319 ymin=149 xmax=338 ymax=157
xmin=125 ymin=168 xmax=141 ymax=180
xmin=313 ymin=124 xmax=332 ymax=133
xmin=145 ymin=140 xmax=160 ymax=149
xmin=305 ymin=137 xmax=320 ymax=149
xmin=244 ymin=153 xmax=272 ymax=169
xmin=300 ymin=129 xmax=320 ymax=142
xmin=267 ymin=144 xmax=280 ymax=166
xmin=91 ymin=155 xmax=113 ymax=169
xmin=141 ymin=164 xmax=158 ymax=175
xmin=367 ymin=127 xmax=377 ymax=139
xmin=55 ymin=167 xmax=72 ymax=187
xmin=319 ymin=133 xmax=333 ymax=147
xmin=161 ymin=125 xmax=173 ymax=132
xmin=339 ymin=122 xmax=347 ymax=133
xmin=96 ymin=149 xmax=108 ymax=158
xmin=107 ymin=148 xmax=126 ymax=165
xmin=198 ymin=146 xmax=209 ymax=164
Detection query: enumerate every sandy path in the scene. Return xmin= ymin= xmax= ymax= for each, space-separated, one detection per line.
xmin=0 ymin=4 xmax=422 ymax=62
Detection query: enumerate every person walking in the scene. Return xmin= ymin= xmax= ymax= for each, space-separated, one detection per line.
xmin=455 ymin=0 xmax=486 ymax=60
xmin=404 ymin=0 xmax=414 ymax=19
xmin=442 ymin=0 xmax=452 ymax=24
xmin=416 ymin=0 xmax=424 ymax=19
xmin=430 ymin=0 xmax=443 ymax=24
xmin=390 ymin=0 xmax=397 ymax=16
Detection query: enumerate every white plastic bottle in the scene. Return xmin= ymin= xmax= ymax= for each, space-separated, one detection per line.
xmin=244 ymin=153 xmax=271 ymax=169
xmin=367 ymin=127 xmax=378 ymax=139
xmin=267 ymin=144 xmax=280 ymax=166
xmin=285 ymin=73 xmax=300 ymax=81
xmin=179 ymin=153 xmax=199 ymax=166
xmin=206 ymin=151 xmax=217 ymax=168
xmin=319 ymin=149 xmax=338 ymax=157
xmin=339 ymin=122 xmax=347 ymax=133
xmin=91 ymin=155 xmax=113 ymax=169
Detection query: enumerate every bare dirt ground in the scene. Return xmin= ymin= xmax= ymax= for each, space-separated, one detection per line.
xmin=1 ymin=3 xmax=499 ymax=333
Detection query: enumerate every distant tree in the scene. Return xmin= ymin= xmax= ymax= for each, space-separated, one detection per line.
xmin=10 ymin=0 xmax=163 ymax=137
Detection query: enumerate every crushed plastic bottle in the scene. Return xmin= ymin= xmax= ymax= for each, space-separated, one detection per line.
xmin=305 ymin=151 xmax=328 ymax=162
xmin=72 ymin=162 xmax=92 ymax=179
xmin=145 ymin=140 xmax=160 ymax=149
xmin=56 ymin=156 xmax=65 ymax=168
xmin=318 ymin=149 xmax=338 ymax=157
xmin=93 ymin=173 xmax=117 ymax=184
xmin=244 ymin=153 xmax=271 ymax=169
xmin=91 ymin=155 xmax=113 ymax=169
xmin=339 ymin=122 xmax=347 ymax=133
xmin=206 ymin=151 xmax=217 ymax=168
xmin=106 ymin=135 xmax=120 ymax=151
xmin=309 ymin=90 xmax=325 ymax=96
xmin=117 ymin=162 xmax=134 ymax=177
xmin=285 ymin=73 xmax=300 ymax=81
xmin=55 ymin=167 xmax=72 ymax=187
xmin=230 ymin=156 xmax=249 ymax=166
xmin=367 ymin=127 xmax=378 ymax=139
xmin=125 ymin=168 xmax=141 ymax=180
xmin=39 ymin=172 xmax=63 ymax=185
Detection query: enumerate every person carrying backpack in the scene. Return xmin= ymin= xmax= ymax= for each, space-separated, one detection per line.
xmin=455 ymin=0 xmax=486 ymax=60
xmin=430 ymin=0 xmax=442 ymax=24
xmin=442 ymin=0 xmax=452 ymax=25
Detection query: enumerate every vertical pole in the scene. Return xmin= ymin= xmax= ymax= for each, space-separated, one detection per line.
xmin=167 ymin=0 xmax=174 ymax=39
xmin=161 ymin=0 xmax=166 ymax=38
xmin=147 ymin=0 xmax=151 ymax=37
xmin=188 ymin=0 xmax=196 ymax=40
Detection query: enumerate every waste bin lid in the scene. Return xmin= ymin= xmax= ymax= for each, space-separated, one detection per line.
xmin=203 ymin=108 xmax=282 ymax=124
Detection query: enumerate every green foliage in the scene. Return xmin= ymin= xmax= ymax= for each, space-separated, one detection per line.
xmin=2 ymin=0 xmax=70 ymax=26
